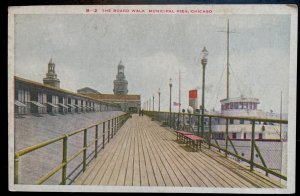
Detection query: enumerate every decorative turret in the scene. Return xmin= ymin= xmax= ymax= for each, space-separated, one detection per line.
xmin=43 ymin=58 xmax=60 ymax=88
xmin=113 ymin=60 xmax=128 ymax=95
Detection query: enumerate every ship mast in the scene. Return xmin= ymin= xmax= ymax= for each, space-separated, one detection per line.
xmin=179 ymin=69 xmax=181 ymax=113
xmin=226 ymin=19 xmax=230 ymax=100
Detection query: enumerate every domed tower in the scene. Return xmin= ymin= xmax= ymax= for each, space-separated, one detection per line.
xmin=43 ymin=58 xmax=60 ymax=88
xmin=113 ymin=60 xmax=128 ymax=95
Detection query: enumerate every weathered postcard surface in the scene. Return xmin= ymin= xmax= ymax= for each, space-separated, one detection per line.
xmin=8 ymin=5 xmax=297 ymax=193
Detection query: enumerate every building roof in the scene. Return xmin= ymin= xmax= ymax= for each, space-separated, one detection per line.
xmin=77 ymin=87 xmax=100 ymax=94
xmin=14 ymin=76 xmax=118 ymax=107
xmin=220 ymin=96 xmax=260 ymax=104
xmin=84 ymin=93 xmax=141 ymax=101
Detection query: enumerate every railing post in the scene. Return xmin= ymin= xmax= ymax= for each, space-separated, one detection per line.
xmin=14 ymin=153 xmax=19 ymax=184
xmin=188 ymin=114 xmax=191 ymax=132
xmin=177 ymin=113 xmax=180 ymax=130
xmin=182 ymin=113 xmax=185 ymax=131
xmin=62 ymin=135 xmax=68 ymax=185
xmin=197 ymin=115 xmax=200 ymax=135
xmin=225 ymin=118 xmax=229 ymax=158
xmin=108 ymin=120 xmax=110 ymax=143
xmin=111 ymin=119 xmax=114 ymax=138
xmin=250 ymin=120 xmax=255 ymax=171
xmin=208 ymin=117 xmax=212 ymax=149
xmin=169 ymin=112 xmax=171 ymax=128
xmin=83 ymin=129 xmax=87 ymax=172
xmin=103 ymin=122 xmax=105 ymax=149
xmin=173 ymin=113 xmax=176 ymax=129
xmin=114 ymin=118 xmax=116 ymax=134
xmin=95 ymin=125 xmax=98 ymax=158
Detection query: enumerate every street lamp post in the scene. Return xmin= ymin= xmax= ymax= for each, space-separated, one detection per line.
xmin=158 ymin=88 xmax=161 ymax=112
xmin=201 ymin=47 xmax=209 ymax=137
xmin=169 ymin=78 xmax=172 ymax=127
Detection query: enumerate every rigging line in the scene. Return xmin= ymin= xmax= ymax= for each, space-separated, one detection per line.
xmin=211 ymin=64 xmax=227 ymax=109
xmin=229 ymin=64 xmax=244 ymax=96
xmin=207 ymin=63 xmax=226 ymax=108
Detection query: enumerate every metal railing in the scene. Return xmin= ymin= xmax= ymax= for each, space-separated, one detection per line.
xmin=145 ymin=110 xmax=288 ymax=181
xmin=14 ymin=113 xmax=131 ymax=185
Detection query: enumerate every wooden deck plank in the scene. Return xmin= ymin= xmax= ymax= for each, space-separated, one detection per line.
xmin=143 ymin=125 xmax=174 ymax=186
xmin=133 ymin=125 xmax=141 ymax=186
xmin=143 ymin=126 xmax=166 ymax=186
xmin=139 ymin=124 xmax=158 ymax=186
xmin=124 ymin=123 xmax=136 ymax=186
xmin=73 ymin=114 xmax=285 ymax=188
xmin=150 ymin=128 xmax=217 ymax=187
xmin=142 ymin=126 xmax=183 ymax=187
xmin=202 ymin=148 xmax=283 ymax=188
xmin=159 ymin=129 xmax=250 ymax=188
xmin=115 ymin=123 xmax=135 ymax=186
xmin=147 ymin=125 xmax=211 ymax=187
xmin=137 ymin=124 xmax=149 ymax=186
xmin=74 ymin=124 xmax=129 ymax=185
xmin=104 ymin=125 xmax=132 ymax=185
xmin=90 ymin=125 xmax=130 ymax=185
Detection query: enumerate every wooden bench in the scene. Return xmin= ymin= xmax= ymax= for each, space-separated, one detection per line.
xmin=175 ymin=131 xmax=193 ymax=142
xmin=184 ymin=134 xmax=203 ymax=151
xmin=175 ymin=131 xmax=203 ymax=151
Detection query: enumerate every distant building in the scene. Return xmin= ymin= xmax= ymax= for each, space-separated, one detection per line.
xmin=82 ymin=94 xmax=141 ymax=113
xmin=113 ymin=61 xmax=128 ymax=95
xmin=79 ymin=61 xmax=141 ymax=113
xmin=43 ymin=58 xmax=60 ymax=88
xmin=77 ymin=87 xmax=101 ymax=94
xmin=15 ymin=76 xmax=120 ymax=116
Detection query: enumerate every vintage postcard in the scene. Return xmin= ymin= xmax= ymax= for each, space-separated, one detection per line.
xmin=8 ymin=4 xmax=297 ymax=193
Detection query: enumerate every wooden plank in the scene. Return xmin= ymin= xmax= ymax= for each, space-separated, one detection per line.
xmin=124 ymin=123 xmax=136 ymax=186
xmin=89 ymin=123 xmax=131 ymax=185
xmin=152 ymin=129 xmax=216 ymax=187
xmin=203 ymin=148 xmax=283 ymax=188
xmin=101 ymin=124 xmax=131 ymax=185
xmin=139 ymin=121 xmax=157 ymax=186
xmin=147 ymin=125 xmax=209 ymax=187
xmin=142 ymin=124 xmax=165 ymax=186
xmin=143 ymin=126 xmax=174 ymax=186
xmin=115 ymin=121 xmax=135 ymax=186
xmin=74 ymin=123 xmax=129 ymax=185
xmin=160 ymin=131 xmax=243 ymax=188
xmin=162 ymin=128 xmax=256 ymax=188
xmin=144 ymin=126 xmax=188 ymax=187
xmin=132 ymin=125 xmax=141 ymax=186
xmin=136 ymin=119 xmax=149 ymax=186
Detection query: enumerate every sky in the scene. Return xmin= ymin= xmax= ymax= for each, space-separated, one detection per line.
xmin=14 ymin=13 xmax=291 ymax=113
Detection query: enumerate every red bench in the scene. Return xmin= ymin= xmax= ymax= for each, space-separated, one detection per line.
xmin=184 ymin=134 xmax=203 ymax=151
xmin=175 ymin=131 xmax=193 ymax=142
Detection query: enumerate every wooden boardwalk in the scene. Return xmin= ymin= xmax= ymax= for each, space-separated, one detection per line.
xmin=74 ymin=114 xmax=284 ymax=188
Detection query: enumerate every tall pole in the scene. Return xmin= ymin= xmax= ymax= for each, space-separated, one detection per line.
xmin=201 ymin=47 xmax=208 ymax=137
xmin=280 ymin=90 xmax=282 ymax=140
xmin=226 ymin=19 xmax=230 ymax=100
xmin=169 ymin=78 xmax=172 ymax=127
xmin=158 ymin=88 xmax=161 ymax=112
xmin=153 ymin=94 xmax=154 ymax=111
xmin=179 ymin=70 xmax=181 ymax=113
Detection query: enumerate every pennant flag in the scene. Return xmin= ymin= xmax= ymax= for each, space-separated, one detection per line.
xmin=173 ymin=102 xmax=181 ymax=106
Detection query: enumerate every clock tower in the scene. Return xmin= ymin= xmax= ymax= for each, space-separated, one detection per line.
xmin=113 ymin=61 xmax=128 ymax=95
